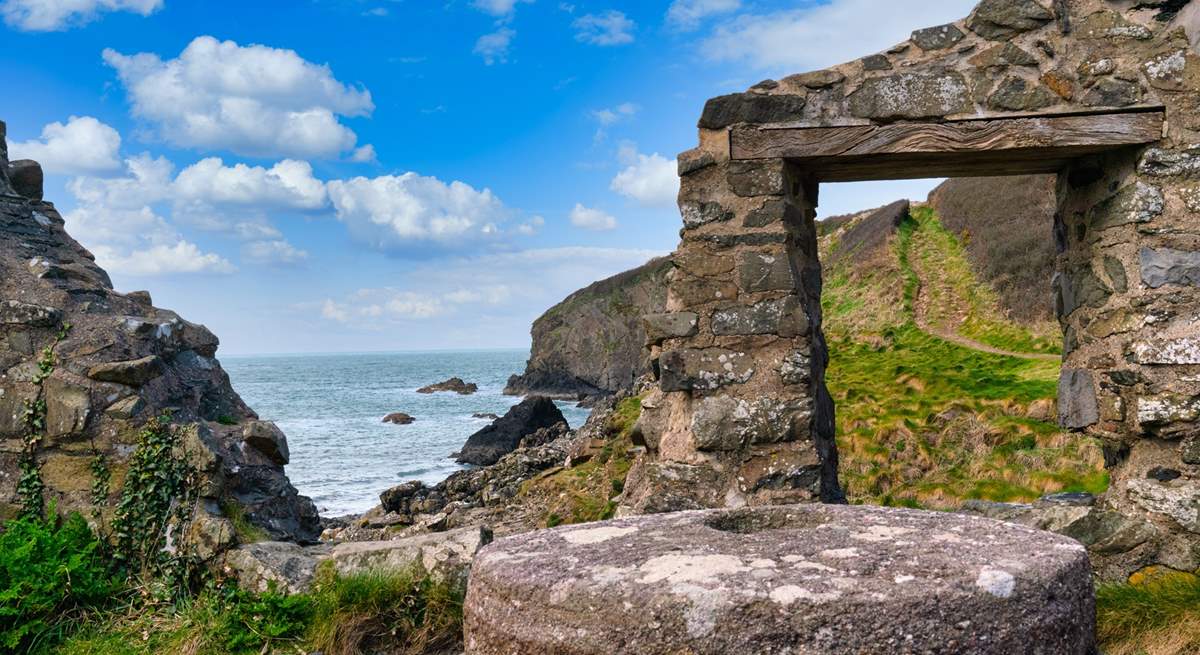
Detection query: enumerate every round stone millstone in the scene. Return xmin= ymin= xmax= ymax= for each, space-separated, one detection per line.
xmin=464 ymin=504 xmax=1095 ymax=654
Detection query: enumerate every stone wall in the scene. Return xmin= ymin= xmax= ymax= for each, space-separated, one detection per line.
xmin=0 ymin=126 xmax=319 ymax=552
xmin=624 ymin=0 xmax=1200 ymax=579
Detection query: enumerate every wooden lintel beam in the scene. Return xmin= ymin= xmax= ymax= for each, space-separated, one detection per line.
xmin=729 ymin=110 xmax=1165 ymax=180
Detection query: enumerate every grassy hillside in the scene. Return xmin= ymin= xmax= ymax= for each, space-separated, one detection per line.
xmin=821 ymin=204 xmax=1106 ymax=509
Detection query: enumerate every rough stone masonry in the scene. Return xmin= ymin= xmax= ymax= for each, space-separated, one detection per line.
xmin=625 ymin=0 xmax=1200 ymax=580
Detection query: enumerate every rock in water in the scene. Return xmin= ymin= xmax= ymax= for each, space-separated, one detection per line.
xmin=456 ymin=396 xmax=567 ymax=466
xmin=417 ymin=377 xmax=478 ymax=395
xmin=472 ymin=412 xmax=500 ymax=420
xmin=382 ymin=412 xmax=416 ymax=425
xmin=465 ymin=504 xmax=1096 ymax=654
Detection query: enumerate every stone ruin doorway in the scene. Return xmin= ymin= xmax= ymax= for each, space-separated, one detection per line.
xmin=623 ymin=0 xmax=1200 ymax=579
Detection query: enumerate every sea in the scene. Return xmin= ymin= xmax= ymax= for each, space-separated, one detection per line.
xmin=222 ymin=349 xmax=592 ymax=518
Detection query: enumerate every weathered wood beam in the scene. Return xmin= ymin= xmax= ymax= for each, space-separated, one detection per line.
xmin=730 ymin=110 xmax=1165 ymax=182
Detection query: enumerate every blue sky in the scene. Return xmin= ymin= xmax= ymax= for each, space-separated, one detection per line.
xmin=0 ymin=0 xmax=976 ymax=354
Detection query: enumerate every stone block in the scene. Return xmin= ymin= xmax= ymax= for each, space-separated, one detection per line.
xmin=726 ymin=160 xmax=785 ymax=197
xmin=779 ymin=349 xmax=812 ymax=385
xmin=988 ymin=76 xmax=1057 ymax=111
xmin=967 ymin=0 xmax=1054 ymax=40
xmin=669 ymin=274 xmax=738 ymax=306
xmin=711 ymin=296 xmax=807 ymax=336
xmin=1058 ymin=368 xmax=1099 ymax=430
xmin=1127 ymin=479 xmax=1200 ymax=533
xmin=0 ymin=301 xmax=62 ymax=327
xmin=86 ymin=355 xmax=164 ymax=387
xmin=1131 ymin=337 xmax=1200 ymax=365
xmin=44 ymin=378 xmax=90 ymax=437
xmin=743 ymin=198 xmax=786 ymax=228
xmin=1137 ymin=394 xmax=1200 ymax=428
xmin=847 ymin=72 xmax=971 ymax=120
xmin=679 ymin=201 xmax=733 ymax=229
xmin=737 ymin=252 xmax=795 ymax=293
xmin=911 ymin=23 xmax=965 ymax=50
xmin=642 ymin=313 xmax=699 ymax=345
xmin=1138 ymin=147 xmax=1200 ymax=179
xmin=464 ymin=504 xmax=1097 ymax=655
xmin=1140 ymin=247 xmax=1200 ymax=288
xmin=698 ymin=93 xmax=806 ymax=130
xmin=243 ymin=420 xmax=290 ymax=466
xmin=691 ymin=395 xmax=810 ymax=451
xmin=659 ymin=348 xmax=754 ymax=392
xmin=7 ymin=160 xmax=43 ymax=201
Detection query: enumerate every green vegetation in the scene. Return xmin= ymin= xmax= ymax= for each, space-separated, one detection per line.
xmin=219 ymin=499 xmax=270 ymax=544
xmin=45 ymin=564 xmax=463 ymax=655
xmin=523 ymin=395 xmax=642 ymax=527
xmin=822 ymin=205 xmax=1104 ymax=509
xmin=907 ymin=206 xmax=1060 ymax=354
xmin=0 ymin=511 xmax=119 ymax=652
xmin=1096 ymin=570 xmax=1200 ymax=655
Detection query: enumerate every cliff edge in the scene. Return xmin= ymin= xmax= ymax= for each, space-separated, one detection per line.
xmin=0 ymin=120 xmax=319 ymax=547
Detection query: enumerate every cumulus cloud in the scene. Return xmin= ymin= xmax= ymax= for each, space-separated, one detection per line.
xmin=590 ymin=102 xmax=637 ymax=126
xmin=569 ymin=203 xmax=617 ymax=231
xmin=474 ymin=27 xmax=516 ymax=65
xmin=102 ymin=36 xmax=374 ymax=159
xmin=173 ymin=158 xmax=328 ymax=210
xmin=64 ymin=201 xmax=235 ymax=276
xmin=470 ymin=0 xmax=531 ymax=17
xmin=0 ymin=0 xmax=160 ymax=31
xmin=702 ymin=0 xmax=977 ymax=73
xmin=9 ymin=116 xmax=122 ymax=175
xmin=610 ymin=146 xmax=678 ymax=208
xmin=242 ymin=239 xmax=308 ymax=266
xmin=317 ymin=246 xmax=665 ymax=328
xmin=327 ymin=173 xmax=510 ymax=249
xmin=573 ymin=10 xmax=634 ymax=46
xmin=666 ymin=0 xmax=739 ymax=30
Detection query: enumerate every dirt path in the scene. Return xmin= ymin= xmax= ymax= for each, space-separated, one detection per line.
xmin=910 ymin=248 xmax=1061 ymax=363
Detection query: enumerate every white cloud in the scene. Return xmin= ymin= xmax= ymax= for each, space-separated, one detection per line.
xmin=0 ymin=0 xmax=160 ymax=31
xmin=610 ymin=147 xmax=678 ymax=208
xmin=67 ymin=153 xmax=174 ymax=210
xmin=573 ymin=10 xmax=634 ymax=46
xmin=471 ymin=0 xmax=531 ymax=17
xmin=103 ymin=36 xmax=374 ymax=159
xmin=64 ymin=200 xmax=234 ymax=277
xmin=350 ymin=144 xmax=377 ymax=163
xmin=666 ymin=0 xmax=739 ymax=30
xmin=327 ymin=172 xmax=510 ymax=249
xmin=9 ymin=116 xmax=122 ymax=175
xmin=515 ymin=215 xmax=544 ymax=236
xmin=702 ymin=0 xmax=977 ymax=73
xmin=93 ymin=241 xmax=236 ymax=276
xmin=569 ymin=203 xmax=617 ymax=231
xmin=317 ymin=246 xmax=664 ymax=328
xmin=474 ymin=27 xmax=516 ymax=65
xmin=173 ymin=158 xmax=328 ymax=210
xmin=242 ymin=239 xmax=308 ymax=265
xmin=590 ymin=102 xmax=637 ymax=126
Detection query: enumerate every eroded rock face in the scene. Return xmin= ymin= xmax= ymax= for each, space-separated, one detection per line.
xmin=465 ymin=504 xmax=1095 ymax=655
xmin=455 ymin=396 xmax=567 ymax=466
xmin=0 ymin=127 xmax=318 ymax=545
xmin=505 ymin=257 xmax=671 ymax=400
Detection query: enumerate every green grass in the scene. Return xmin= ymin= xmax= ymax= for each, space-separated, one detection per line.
xmin=521 ymin=395 xmax=642 ymax=526
xmin=46 ymin=563 xmax=464 ymax=655
xmin=907 ymin=206 xmax=1061 ymax=355
xmin=1096 ymin=570 xmax=1200 ymax=655
xmin=822 ymin=204 xmax=1104 ymax=509
xmin=219 ymin=499 xmax=270 ymax=544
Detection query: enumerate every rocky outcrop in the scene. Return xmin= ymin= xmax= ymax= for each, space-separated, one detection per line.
xmin=456 ymin=396 xmax=567 ymax=466
xmin=464 ymin=504 xmax=1096 ymax=654
xmin=505 ymin=257 xmax=671 ymax=400
xmin=0 ymin=123 xmax=318 ymax=547
xmin=417 ymin=377 xmax=478 ymax=395
xmin=382 ymin=412 xmax=415 ymax=425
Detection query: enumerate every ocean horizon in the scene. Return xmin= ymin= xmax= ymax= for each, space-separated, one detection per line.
xmin=224 ymin=349 xmax=591 ymax=517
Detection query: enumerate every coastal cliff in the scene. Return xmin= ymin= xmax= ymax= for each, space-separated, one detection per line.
xmin=0 ymin=121 xmax=319 ymax=547
xmin=505 ymin=256 xmax=671 ymax=400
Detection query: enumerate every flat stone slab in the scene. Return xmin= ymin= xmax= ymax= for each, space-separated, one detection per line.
xmin=464 ymin=504 xmax=1095 ymax=654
